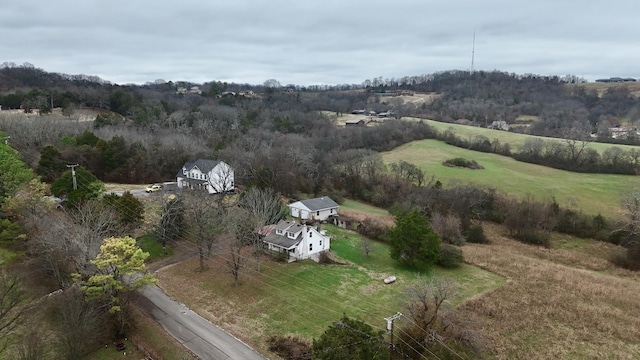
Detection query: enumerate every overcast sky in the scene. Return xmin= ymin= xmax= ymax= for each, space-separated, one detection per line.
xmin=3 ymin=1 xmax=639 ymax=86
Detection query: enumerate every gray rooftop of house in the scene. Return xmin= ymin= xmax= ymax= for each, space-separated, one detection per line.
xmin=298 ymin=197 xmax=339 ymax=211
xmin=183 ymin=159 xmax=221 ymax=174
xmin=263 ymin=220 xmax=302 ymax=249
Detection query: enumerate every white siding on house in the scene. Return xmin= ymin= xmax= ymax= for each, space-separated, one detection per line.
xmin=289 ymin=197 xmax=339 ymax=221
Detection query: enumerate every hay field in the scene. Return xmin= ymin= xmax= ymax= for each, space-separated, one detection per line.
xmin=458 ymin=223 xmax=640 ymax=359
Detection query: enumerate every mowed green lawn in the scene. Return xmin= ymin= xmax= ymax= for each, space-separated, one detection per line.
xmin=416 ymin=119 xmax=640 ymax=154
xmin=381 ymin=139 xmax=639 ymax=215
xmin=158 ymin=225 xmax=504 ymax=344
xmin=242 ymin=226 xmax=504 ymax=338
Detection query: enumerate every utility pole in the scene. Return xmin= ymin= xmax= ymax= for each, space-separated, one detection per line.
xmin=470 ymin=31 xmax=476 ymax=75
xmin=385 ymin=312 xmax=402 ymax=360
xmin=67 ymin=164 xmax=79 ymax=190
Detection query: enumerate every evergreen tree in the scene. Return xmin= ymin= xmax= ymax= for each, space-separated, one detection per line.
xmin=388 ymin=209 xmax=440 ymax=270
xmin=313 ymin=314 xmax=386 ymax=360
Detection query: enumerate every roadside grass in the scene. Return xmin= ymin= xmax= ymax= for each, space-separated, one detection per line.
xmin=418 ymin=119 xmax=640 ymax=154
xmin=137 ymin=233 xmax=173 ymax=261
xmin=459 ymin=222 xmax=640 ymax=359
xmin=84 ymin=306 xmax=196 ymax=360
xmin=84 ymin=339 xmax=142 ymax=360
xmin=155 ymin=226 xmax=505 ymax=357
xmin=381 ymin=139 xmax=638 ymax=215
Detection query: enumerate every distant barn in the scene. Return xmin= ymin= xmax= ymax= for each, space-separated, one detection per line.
xmin=345 ymin=119 xmax=366 ymax=127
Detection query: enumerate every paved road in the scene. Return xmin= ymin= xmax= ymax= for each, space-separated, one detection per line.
xmin=137 ymin=285 xmax=266 ymax=360
xmin=109 ymin=189 xmax=150 ymax=197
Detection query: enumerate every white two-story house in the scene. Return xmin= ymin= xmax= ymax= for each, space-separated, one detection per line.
xmin=262 ymin=220 xmax=330 ymax=262
xmin=176 ymin=159 xmax=234 ymax=194
xmin=289 ymin=196 xmax=339 ymax=222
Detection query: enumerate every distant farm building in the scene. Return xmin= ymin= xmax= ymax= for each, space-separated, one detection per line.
xmin=345 ymin=119 xmax=366 ymax=127
xmin=595 ymin=77 xmax=637 ymax=83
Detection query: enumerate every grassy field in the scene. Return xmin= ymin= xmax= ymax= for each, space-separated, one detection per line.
xmin=381 ymin=139 xmax=638 ymax=215
xmin=418 ymin=119 xmax=640 ymax=154
xmin=154 ymin=226 xmax=504 ymax=357
xmin=340 ymin=199 xmax=390 ymax=216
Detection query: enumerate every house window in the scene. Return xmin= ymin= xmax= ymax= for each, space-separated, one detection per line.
xmin=309 ymin=232 xmax=312 ymax=237
xmin=317 ymin=211 xmax=320 ymax=216
xmin=320 ymin=239 xmax=322 ymax=246
xmin=276 ymin=230 xmax=283 ymax=235
xmin=309 ymin=243 xmax=313 ymax=251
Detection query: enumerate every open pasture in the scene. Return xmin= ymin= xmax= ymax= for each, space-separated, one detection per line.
xmin=419 ymin=119 xmax=640 ymax=154
xmin=381 ymin=139 xmax=638 ymax=215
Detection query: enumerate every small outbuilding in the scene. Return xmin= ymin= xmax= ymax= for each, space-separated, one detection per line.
xmin=345 ymin=119 xmax=366 ymax=127
xmin=289 ymin=196 xmax=339 ymax=222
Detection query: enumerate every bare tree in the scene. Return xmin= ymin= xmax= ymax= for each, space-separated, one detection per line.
xmin=227 ymin=237 xmax=244 ymax=287
xmin=404 ymin=277 xmax=458 ymax=341
xmin=155 ymin=194 xmax=185 ymax=253
xmin=359 ymin=236 xmax=373 ymax=257
xmin=26 ymin=212 xmax=79 ymax=287
xmin=501 ymin=195 xmax=556 ymax=246
xmin=226 ymin=208 xmax=252 ymax=286
xmin=0 ymin=270 xmax=33 ymax=355
xmin=391 ymin=160 xmax=426 ymax=187
xmin=68 ymin=200 xmax=124 ymax=276
xmin=15 ymin=326 xmax=49 ymax=360
xmin=183 ymin=193 xmax=225 ymax=271
xmin=50 ymin=288 xmax=108 ymax=360
xmin=238 ymin=187 xmax=287 ymax=271
xmin=430 ymin=212 xmax=464 ymax=246
xmin=619 ymin=188 xmax=640 ymax=243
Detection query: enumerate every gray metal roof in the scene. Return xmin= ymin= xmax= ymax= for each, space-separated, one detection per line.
xmin=299 ymin=197 xmax=339 ymax=211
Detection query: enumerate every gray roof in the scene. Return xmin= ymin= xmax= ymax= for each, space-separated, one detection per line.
xmin=263 ymin=220 xmax=302 ymax=249
xmin=299 ymin=197 xmax=339 ymax=211
xmin=182 ymin=159 xmax=221 ymax=174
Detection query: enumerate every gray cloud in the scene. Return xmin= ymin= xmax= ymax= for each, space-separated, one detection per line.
xmin=2 ymin=0 xmax=638 ymax=85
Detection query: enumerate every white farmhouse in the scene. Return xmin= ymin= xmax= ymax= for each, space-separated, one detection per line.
xmin=176 ymin=159 xmax=234 ymax=194
xmin=289 ymin=196 xmax=339 ymax=222
xmin=262 ymin=220 xmax=330 ymax=262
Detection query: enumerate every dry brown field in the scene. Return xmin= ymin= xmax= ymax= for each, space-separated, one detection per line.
xmin=459 ymin=223 xmax=640 ymax=359
xmin=567 ymin=81 xmax=640 ymax=98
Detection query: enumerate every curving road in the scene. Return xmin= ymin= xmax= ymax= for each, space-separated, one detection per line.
xmin=137 ymin=285 xmax=266 ymax=360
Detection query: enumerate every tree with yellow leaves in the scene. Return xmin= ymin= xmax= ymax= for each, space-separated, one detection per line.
xmin=82 ymin=236 xmax=155 ymax=336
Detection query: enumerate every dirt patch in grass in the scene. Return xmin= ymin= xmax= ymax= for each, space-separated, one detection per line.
xmin=457 ymin=223 xmax=640 ymax=359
